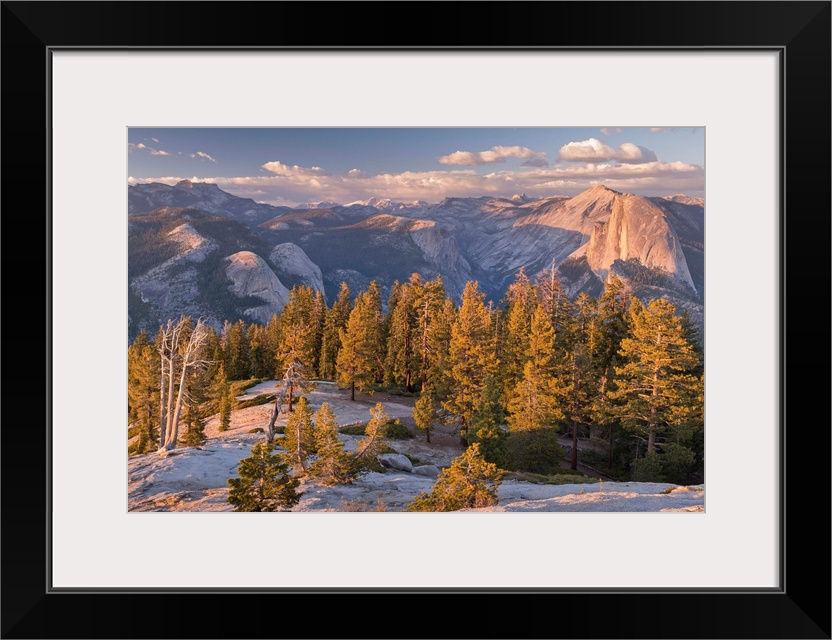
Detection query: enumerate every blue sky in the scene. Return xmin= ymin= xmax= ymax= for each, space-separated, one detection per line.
xmin=128 ymin=127 xmax=704 ymax=206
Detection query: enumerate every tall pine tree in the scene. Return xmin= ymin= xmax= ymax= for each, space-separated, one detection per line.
xmin=444 ymin=281 xmax=495 ymax=442
xmin=609 ymin=298 xmax=701 ymax=454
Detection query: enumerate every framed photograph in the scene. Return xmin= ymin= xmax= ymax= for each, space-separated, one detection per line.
xmin=3 ymin=2 xmax=829 ymax=638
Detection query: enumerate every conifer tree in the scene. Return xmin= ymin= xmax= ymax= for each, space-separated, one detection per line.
xmin=501 ymin=268 xmax=538 ymax=399
xmin=536 ymin=259 xmax=573 ymax=344
xmin=412 ymin=387 xmax=442 ymax=443
xmin=609 ymin=298 xmax=701 ymax=454
xmin=420 ymin=279 xmax=453 ymax=395
xmin=591 ymin=274 xmax=631 ymax=468
xmin=444 ymin=281 xmax=495 ymax=441
xmin=384 ymin=275 xmax=422 ymax=391
xmin=264 ymin=313 xmax=282 ymax=376
xmin=336 ymin=283 xmax=383 ymax=400
xmin=562 ymin=342 xmax=596 ymax=470
xmin=223 ymin=319 xmax=250 ymax=380
xmin=214 ymin=362 xmax=233 ymax=432
xmin=246 ymin=323 xmax=270 ymax=379
xmin=354 ymin=403 xmax=390 ymax=465
xmin=468 ymin=375 xmax=508 ymax=468
xmin=277 ymin=285 xmax=321 ymax=377
xmin=506 ymin=307 xmax=568 ymax=473
xmin=407 ymin=443 xmax=502 ymax=512
xmin=227 ymin=441 xmax=302 ymax=512
xmin=310 ymin=403 xmax=357 ymax=485
xmin=319 ymin=282 xmax=352 ymax=380
xmin=128 ymin=331 xmax=160 ymax=454
xmin=281 ymin=396 xmax=316 ymax=473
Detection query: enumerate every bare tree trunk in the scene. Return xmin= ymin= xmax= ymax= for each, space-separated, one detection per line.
xmin=164 ymin=356 xmax=177 ymax=446
xmin=571 ymin=423 xmax=579 ymax=470
xmin=350 ymin=380 xmax=355 ymax=401
xmin=159 ymin=356 xmax=167 ymax=448
xmin=266 ymin=396 xmax=280 ymax=444
xmin=608 ymin=424 xmax=614 ymax=470
xmin=162 ymin=360 xmax=189 ymax=449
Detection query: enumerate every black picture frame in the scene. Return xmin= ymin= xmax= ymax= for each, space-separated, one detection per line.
xmin=2 ymin=2 xmax=829 ymax=638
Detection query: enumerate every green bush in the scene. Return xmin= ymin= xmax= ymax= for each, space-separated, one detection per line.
xmin=234 ymin=394 xmax=276 ymax=410
xmin=384 ymin=419 xmax=414 ymax=440
xmin=338 ymin=423 xmax=367 ymax=436
xmin=227 ymin=441 xmax=302 ymax=512
xmin=408 ymin=444 xmax=503 ymax=512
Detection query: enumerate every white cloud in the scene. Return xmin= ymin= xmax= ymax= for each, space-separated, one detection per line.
xmin=558 ymin=138 xmax=658 ymax=164
xmin=600 ymin=127 xmax=623 ymax=136
xmin=130 ymin=157 xmax=702 ymax=206
xmin=262 ymin=160 xmax=330 ymax=177
xmin=151 ymin=138 xmax=159 ymax=143
xmin=437 ymin=145 xmax=547 ymax=166
xmin=129 ymin=142 xmax=171 ymax=156
xmin=195 ymin=151 xmax=216 ymax=162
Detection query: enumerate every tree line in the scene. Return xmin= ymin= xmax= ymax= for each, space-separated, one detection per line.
xmin=128 ymin=266 xmax=704 ymax=483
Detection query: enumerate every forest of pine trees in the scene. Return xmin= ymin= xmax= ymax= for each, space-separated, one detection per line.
xmin=128 ymin=269 xmax=704 ymax=483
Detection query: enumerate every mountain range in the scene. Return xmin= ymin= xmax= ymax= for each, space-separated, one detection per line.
xmin=128 ymin=180 xmax=704 ymax=339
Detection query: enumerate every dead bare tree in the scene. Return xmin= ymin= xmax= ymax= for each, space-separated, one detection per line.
xmin=265 ymin=362 xmax=316 ymax=444
xmin=158 ymin=317 xmax=211 ymax=452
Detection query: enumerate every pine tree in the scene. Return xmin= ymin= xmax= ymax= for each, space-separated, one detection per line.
xmin=223 ymin=319 xmax=250 ymax=380
xmin=319 ymin=282 xmax=352 ymax=380
xmin=354 ymin=403 xmax=390 ymax=466
xmin=128 ymin=331 xmax=160 ymax=454
xmin=423 ymin=291 xmax=455 ymax=399
xmin=246 ymin=323 xmax=270 ymax=379
xmin=227 ymin=441 xmax=302 ymax=512
xmin=501 ymin=268 xmax=538 ymax=400
xmin=281 ymin=396 xmax=316 ymax=473
xmin=591 ymin=274 xmax=631 ymax=469
xmin=609 ymin=298 xmax=701 ymax=454
xmin=562 ymin=342 xmax=596 ymax=470
xmin=536 ymin=259 xmax=573 ymax=345
xmin=506 ymin=307 xmax=568 ymax=474
xmin=277 ymin=285 xmax=321 ymax=377
xmin=336 ymin=283 xmax=383 ymax=400
xmin=310 ymin=403 xmax=357 ymax=485
xmin=468 ymin=375 xmax=508 ymax=468
xmin=412 ymin=387 xmax=442 ymax=443
xmin=444 ymin=281 xmax=496 ymax=441
xmin=213 ymin=362 xmax=233 ymax=432
xmin=384 ymin=274 xmax=422 ymax=391
xmin=407 ymin=443 xmax=502 ymax=512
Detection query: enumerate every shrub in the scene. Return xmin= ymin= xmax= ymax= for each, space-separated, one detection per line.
xmin=633 ymin=451 xmax=664 ymax=482
xmin=383 ymin=419 xmax=414 ymax=440
xmin=227 ymin=441 xmax=302 ymax=512
xmin=407 ymin=444 xmax=503 ymax=512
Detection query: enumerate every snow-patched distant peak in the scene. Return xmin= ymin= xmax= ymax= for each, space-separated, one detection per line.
xmin=175 ymin=179 xmax=193 ymax=189
xmin=664 ymin=194 xmax=704 ymax=206
xmin=294 ymin=201 xmax=340 ymax=210
xmin=510 ymin=193 xmax=531 ymax=203
xmin=345 ymin=196 xmax=399 ymax=210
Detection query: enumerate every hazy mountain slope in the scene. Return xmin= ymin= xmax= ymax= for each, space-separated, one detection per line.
xmin=127 ymin=183 xmax=704 ymax=339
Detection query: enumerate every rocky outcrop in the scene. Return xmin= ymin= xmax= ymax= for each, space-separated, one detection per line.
xmin=571 ymin=194 xmax=696 ymax=291
xmin=412 ymin=465 xmax=440 ymax=477
xmin=377 ymin=453 xmax=413 ymax=473
xmin=269 ymin=243 xmax=325 ymax=294
xmin=224 ymin=251 xmax=290 ymax=323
